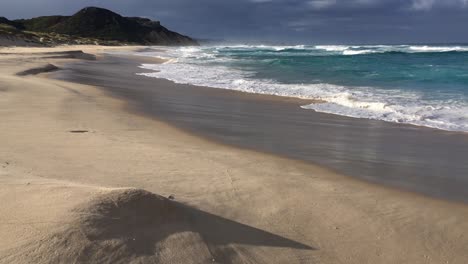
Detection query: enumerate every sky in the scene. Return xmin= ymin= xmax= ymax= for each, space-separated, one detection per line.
xmin=1 ymin=0 xmax=468 ymax=44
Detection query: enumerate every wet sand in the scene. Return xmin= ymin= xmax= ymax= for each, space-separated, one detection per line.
xmin=54 ymin=54 xmax=468 ymax=203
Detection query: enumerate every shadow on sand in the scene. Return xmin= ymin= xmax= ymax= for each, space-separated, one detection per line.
xmin=2 ymin=189 xmax=314 ymax=264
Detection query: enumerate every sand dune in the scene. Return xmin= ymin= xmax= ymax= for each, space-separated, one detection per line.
xmin=2 ymin=187 xmax=211 ymax=263
xmin=16 ymin=63 xmax=60 ymax=76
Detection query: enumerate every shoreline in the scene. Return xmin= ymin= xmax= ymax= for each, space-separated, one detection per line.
xmin=1 ymin=46 xmax=468 ymax=263
xmin=135 ymin=46 xmax=468 ymax=134
xmin=140 ymin=65 xmax=467 ymax=136
xmin=130 ymin=49 xmax=468 ymax=136
xmin=54 ymin=52 xmax=468 ymax=203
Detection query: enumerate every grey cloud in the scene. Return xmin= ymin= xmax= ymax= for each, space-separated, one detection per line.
xmin=410 ymin=0 xmax=468 ymax=11
xmin=1 ymin=0 xmax=467 ymax=44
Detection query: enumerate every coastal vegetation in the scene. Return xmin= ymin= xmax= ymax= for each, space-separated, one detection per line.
xmin=0 ymin=7 xmax=197 ymax=46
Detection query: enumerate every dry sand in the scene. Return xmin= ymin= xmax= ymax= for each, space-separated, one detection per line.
xmin=0 ymin=46 xmax=468 ymax=264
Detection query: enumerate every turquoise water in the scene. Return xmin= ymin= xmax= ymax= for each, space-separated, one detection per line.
xmin=222 ymin=46 xmax=468 ymax=93
xmin=137 ymin=45 xmax=468 ymax=132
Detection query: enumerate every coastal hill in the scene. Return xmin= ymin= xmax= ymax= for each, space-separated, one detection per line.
xmin=0 ymin=7 xmax=197 ymax=46
xmin=0 ymin=17 xmax=24 ymax=29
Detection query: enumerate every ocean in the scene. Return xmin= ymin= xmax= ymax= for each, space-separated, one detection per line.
xmin=136 ymin=44 xmax=468 ymax=132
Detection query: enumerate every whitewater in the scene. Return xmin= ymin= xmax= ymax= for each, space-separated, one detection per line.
xmin=134 ymin=44 xmax=468 ymax=132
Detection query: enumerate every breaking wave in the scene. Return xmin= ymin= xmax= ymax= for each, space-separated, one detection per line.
xmin=133 ymin=45 xmax=468 ymax=132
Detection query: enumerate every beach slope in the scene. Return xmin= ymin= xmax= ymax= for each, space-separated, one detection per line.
xmin=0 ymin=46 xmax=467 ymax=264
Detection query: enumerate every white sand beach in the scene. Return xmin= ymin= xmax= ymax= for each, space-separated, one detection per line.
xmin=1 ymin=46 xmax=468 ymax=264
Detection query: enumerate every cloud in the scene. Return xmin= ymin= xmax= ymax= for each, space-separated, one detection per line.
xmin=410 ymin=0 xmax=468 ymax=11
xmin=1 ymin=0 xmax=468 ymax=43
xmin=250 ymin=0 xmax=273 ymax=3
xmin=410 ymin=0 xmax=435 ymax=11
xmin=307 ymin=0 xmax=337 ymax=9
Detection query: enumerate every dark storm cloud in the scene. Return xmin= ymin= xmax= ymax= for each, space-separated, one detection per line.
xmin=1 ymin=0 xmax=467 ymax=44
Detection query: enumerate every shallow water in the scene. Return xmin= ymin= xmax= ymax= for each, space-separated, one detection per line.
xmin=137 ymin=45 xmax=468 ymax=132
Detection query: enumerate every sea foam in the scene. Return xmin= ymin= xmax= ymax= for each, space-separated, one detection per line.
xmin=134 ymin=45 xmax=468 ymax=132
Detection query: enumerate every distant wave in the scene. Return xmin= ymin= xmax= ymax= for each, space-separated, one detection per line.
xmin=342 ymin=49 xmax=378 ymax=55
xmin=408 ymin=45 xmax=468 ymax=52
xmin=315 ymin=45 xmax=468 ymax=55
xmin=314 ymin=45 xmax=349 ymax=52
xmin=157 ymin=44 xmax=468 ymax=57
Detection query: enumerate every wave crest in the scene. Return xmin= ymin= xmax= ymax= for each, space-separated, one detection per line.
xmin=136 ymin=52 xmax=468 ymax=132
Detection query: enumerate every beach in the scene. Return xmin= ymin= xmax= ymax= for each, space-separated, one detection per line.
xmin=1 ymin=46 xmax=468 ymax=263
xmin=56 ymin=52 xmax=468 ymax=203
